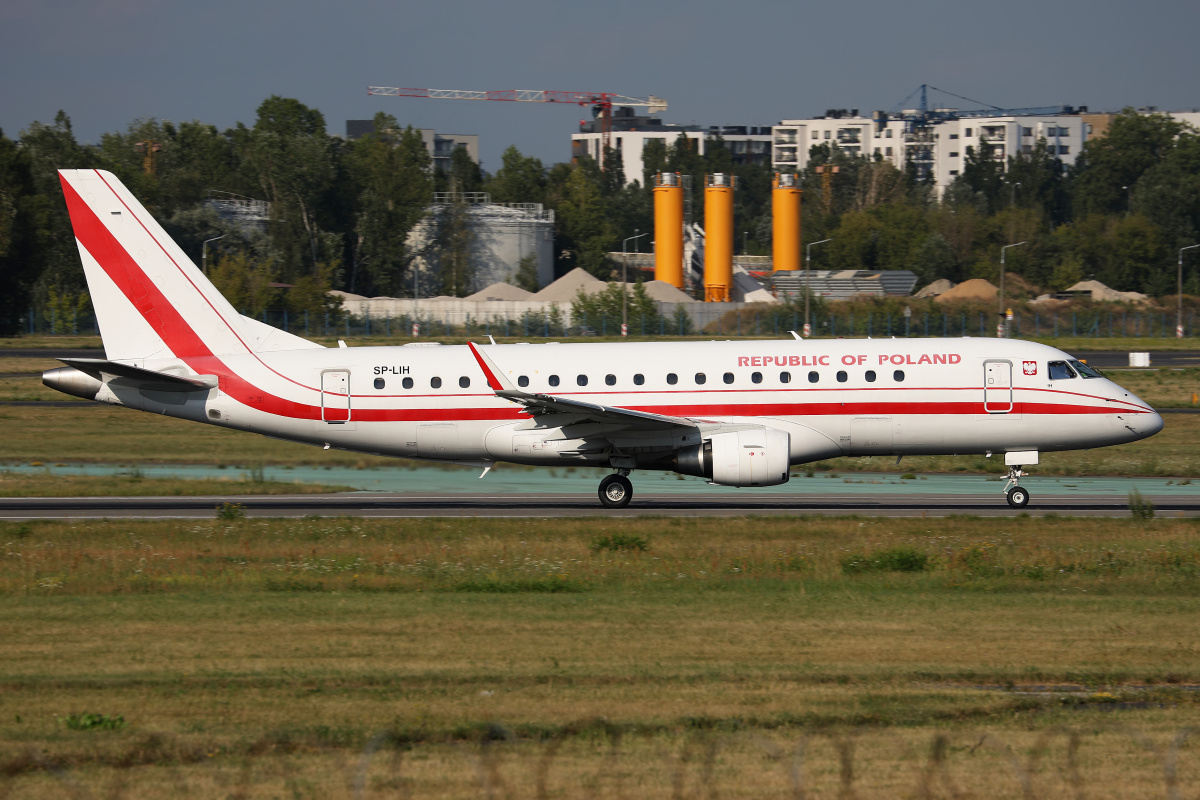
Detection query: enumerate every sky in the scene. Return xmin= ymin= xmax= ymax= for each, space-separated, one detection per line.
xmin=2 ymin=0 xmax=1198 ymax=173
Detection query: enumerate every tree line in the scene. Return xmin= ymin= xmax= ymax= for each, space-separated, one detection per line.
xmin=1 ymin=99 xmax=1198 ymax=336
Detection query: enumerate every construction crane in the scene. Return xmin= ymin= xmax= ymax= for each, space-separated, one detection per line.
xmin=873 ymin=84 xmax=1081 ymax=131
xmin=366 ymin=86 xmax=667 ymax=169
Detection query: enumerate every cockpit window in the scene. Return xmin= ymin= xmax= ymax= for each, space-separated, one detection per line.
xmin=1069 ymin=359 xmax=1103 ymax=378
xmin=1048 ymin=361 xmax=1076 ymax=380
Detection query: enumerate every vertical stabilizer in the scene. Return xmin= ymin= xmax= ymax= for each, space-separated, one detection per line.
xmin=58 ymin=169 xmax=320 ymax=361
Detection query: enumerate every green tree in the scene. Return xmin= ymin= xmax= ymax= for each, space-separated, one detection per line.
xmin=0 ymin=129 xmax=45 ymax=333
xmin=240 ymin=96 xmax=337 ymax=279
xmin=907 ymin=232 xmax=958 ymax=286
xmin=344 ymin=115 xmax=432 ymax=296
xmin=18 ymin=111 xmax=98 ymax=296
xmin=485 ymin=145 xmax=547 ymax=205
xmin=551 ymin=166 xmax=616 ymax=278
xmin=571 ymin=281 xmax=660 ymax=331
xmin=1071 ymin=110 xmax=1186 ymax=217
xmin=430 ymin=198 xmax=475 ymax=296
xmin=210 ymin=250 xmax=279 ymax=316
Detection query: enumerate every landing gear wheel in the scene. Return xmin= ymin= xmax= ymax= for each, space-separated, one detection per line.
xmin=1006 ymin=485 xmax=1030 ymax=509
xmin=598 ymin=474 xmax=633 ymax=509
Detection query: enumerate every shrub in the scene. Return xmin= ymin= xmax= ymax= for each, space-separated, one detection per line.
xmin=216 ymin=502 xmax=246 ymax=521
xmin=1129 ymin=488 xmax=1155 ymax=520
xmin=590 ymin=533 xmax=650 ymax=553
xmin=841 ymin=546 xmax=930 ymax=574
xmin=64 ymin=713 xmax=125 ymax=732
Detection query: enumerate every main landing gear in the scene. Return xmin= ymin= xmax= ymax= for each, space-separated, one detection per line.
xmin=1004 ymin=465 xmax=1030 ymax=508
xmin=598 ymin=470 xmax=633 ymax=509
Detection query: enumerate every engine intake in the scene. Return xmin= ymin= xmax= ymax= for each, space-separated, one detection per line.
xmin=675 ymin=428 xmax=790 ymax=487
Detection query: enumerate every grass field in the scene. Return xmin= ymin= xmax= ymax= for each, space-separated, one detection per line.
xmin=2 ymin=516 xmax=1200 ymax=797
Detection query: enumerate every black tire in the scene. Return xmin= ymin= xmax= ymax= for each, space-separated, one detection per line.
xmin=1006 ymin=486 xmax=1030 ymax=509
xmin=598 ymin=474 xmax=633 ymax=509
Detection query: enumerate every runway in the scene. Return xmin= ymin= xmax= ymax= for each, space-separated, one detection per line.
xmin=3 ymin=491 xmax=1198 ymax=519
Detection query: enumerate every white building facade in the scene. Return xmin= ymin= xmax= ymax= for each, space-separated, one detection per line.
xmin=571 ymin=116 xmax=772 ymax=185
xmin=772 ymin=112 xmax=1088 ymax=193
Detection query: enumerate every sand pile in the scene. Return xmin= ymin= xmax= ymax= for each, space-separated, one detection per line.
xmin=1066 ymin=280 xmax=1150 ymax=304
xmin=641 ymin=280 xmax=694 ymax=302
xmin=466 ymin=282 xmax=533 ymax=301
xmin=913 ymin=279 xmax=955 ymax=299
xmin=933 ymin=278 xmax=998 ymax=303
xmin=532 ymin=268 xmax=603 ymax=302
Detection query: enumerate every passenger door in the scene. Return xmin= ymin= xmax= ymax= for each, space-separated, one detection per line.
xmin=321 ymin=370 xmax=351 ymax=423
xmin=983 ymin=360 xmax=1013 ymax=414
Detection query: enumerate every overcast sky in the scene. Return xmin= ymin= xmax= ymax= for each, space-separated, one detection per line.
xmin=3 ymin=0 xmax=1197 ymax=173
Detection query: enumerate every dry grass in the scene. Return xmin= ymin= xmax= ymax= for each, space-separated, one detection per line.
xmin=3 ymin=516 xmax=1200 ymax=796
xmin=1110 ymin=367 xmax=1200 ymax=408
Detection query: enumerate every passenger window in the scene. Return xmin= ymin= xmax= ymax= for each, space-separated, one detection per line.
xmin=751 ymin=372 xmax=763 ymax=384
xmin=808 ymin=371 xmax=819 ymax=383
xmin=548 ymin=375 xmax=560 ymax=387
xmin=431 ymin=377 xmax=442 ymax=389
xmin=667 ymin=373 xmax=678 ymax=385
xmin=605 ymin=374 xmax=616 ymax=386
xmin=893 ymin=370 xmax=905 ymax=382
xmin=723 ymin=372 xmax=734 ymax=384
xmin=402 ymin=377 xmax=413 ymax=389
xmin=374 ymin=378 xmax=386 ymax=390
xmin=837 ymin=371 xmax=848 ymax=383
xmin=459 ymin=376 xmax=470 ymax=388
xmin=865 ymin=370 xmax=876 ymax=383
xmin=1048 ymin=361 xmax=1076 ymax=380
xmin=517 ymin=375 xmax=529 ymax=388
xmin=633 ymin=374 xmax=645 ymax=385
xmin=577 ymin=374 xmax=588 ymax=386
xmin=695 ymin=373 xmax=706 ymax=385
xmin=780 ymin=371 xmax=791 ymax=383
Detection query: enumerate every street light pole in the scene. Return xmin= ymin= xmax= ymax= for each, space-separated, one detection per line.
xmin=1010 ymin=182 xmax=1021 ymax=208
xmin=999 ymin=241 xmax=1026 ymax=338
xmin=804 ymin=238 xmax=832 ymax=338
xmin=1179 ymin=245 xmax=1200 ymax=338
xmin=622 ymin=230 xmax=650 ymax=336
xmin=201 ymin=234 xmax=225 ymax=276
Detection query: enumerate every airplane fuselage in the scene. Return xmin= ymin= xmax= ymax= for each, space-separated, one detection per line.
xmin=58 ymin=337 xmax=1161 ymax=471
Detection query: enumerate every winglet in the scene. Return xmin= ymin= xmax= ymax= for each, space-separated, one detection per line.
xmin=467 ymin=341 xmax=515 ymax=392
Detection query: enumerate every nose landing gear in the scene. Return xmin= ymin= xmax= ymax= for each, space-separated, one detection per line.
xmin=598 ymin=470 xmax=633 ymax=509
xmin=1004 ymin=465 xmax=1030 ymax=508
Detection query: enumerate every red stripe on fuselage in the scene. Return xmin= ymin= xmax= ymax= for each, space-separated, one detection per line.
xmin=58 ymin=173 xmax=1151 ymax=427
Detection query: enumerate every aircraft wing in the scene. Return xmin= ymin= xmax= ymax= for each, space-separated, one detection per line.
xmin=60 ymin=358 xmax=217 ymax=392
xmin=467 ymin=342 xmax=701 ymax=432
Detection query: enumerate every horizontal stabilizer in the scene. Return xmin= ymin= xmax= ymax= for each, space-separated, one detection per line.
xmin=59 ymin=358 xmax=217 ymax=392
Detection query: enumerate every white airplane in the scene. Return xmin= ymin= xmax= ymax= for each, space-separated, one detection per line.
xmin=44 ymin=169 xmax=1163 ymax=510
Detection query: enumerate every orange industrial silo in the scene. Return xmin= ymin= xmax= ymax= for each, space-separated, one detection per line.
xmin=772 ymin=173 xmax=802 ymax=272
xmin=704 ymin=173 xmax=734 ymax=302
xmin=653 ymin=173 xmax=684 ymax=288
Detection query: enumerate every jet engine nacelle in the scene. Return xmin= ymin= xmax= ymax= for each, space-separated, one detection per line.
xmin=675 ymin=427 xmax=790 ymax=487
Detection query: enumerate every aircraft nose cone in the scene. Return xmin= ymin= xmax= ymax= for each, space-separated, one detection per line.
xmin=1145 ymin=410 xmax=1164 ymax=437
